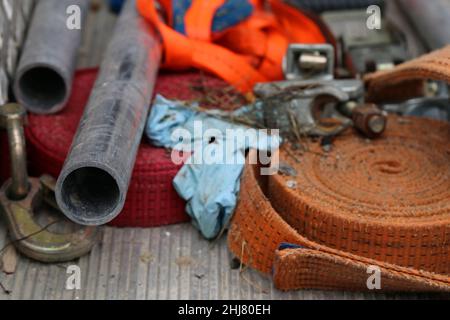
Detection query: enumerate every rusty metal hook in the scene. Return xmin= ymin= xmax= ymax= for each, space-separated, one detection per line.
xmin=0 ymin=103 xmax=98 ymax=263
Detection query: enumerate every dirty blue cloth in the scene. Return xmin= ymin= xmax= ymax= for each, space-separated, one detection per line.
xmin=146 ymin=95 xmax=280 ymax=239
xmin=172 ymin=0 xmax=253 ymax=34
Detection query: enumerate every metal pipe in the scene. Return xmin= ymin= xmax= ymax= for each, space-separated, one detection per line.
xmin=13 ymin=0 xmax=88 ymax=114
xmin=55 ymin=0 xmax=162 ymax=225
xmin=397 ymin=0 xmax=450 ymax=51
xmin=0 ymin=104 xmax=29 ymax=200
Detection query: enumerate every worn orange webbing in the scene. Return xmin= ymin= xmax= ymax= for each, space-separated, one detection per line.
xmin=136 ymin=0 xmax=326 ymax=93
xmin=365 ymin=45 xmax=450 ymax=103
xmin=228 ymin=116 xmax=450 ymax=292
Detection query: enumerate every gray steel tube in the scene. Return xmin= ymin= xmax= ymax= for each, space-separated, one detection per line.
xmin=55 ymin=0 xmax=162 ymax=225
xmin=397 ymin=0 xmax=450 ymax=50
xmin=14 ymin=0 xmax=88 ymax=114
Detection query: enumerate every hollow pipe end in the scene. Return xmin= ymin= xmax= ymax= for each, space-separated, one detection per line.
xmin=13 ymin=64 xmax=70 ymax=114
xmin=55 ymin=163 xmax=125 ymax=226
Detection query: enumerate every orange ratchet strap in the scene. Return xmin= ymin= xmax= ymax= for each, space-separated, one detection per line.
xmin=365 ymin=45 xmax=450 ymax=103
xmin=229 ymin=116 xmax=450 ymax=292
xmin=136 ymin=0 xmax=326 ymax=93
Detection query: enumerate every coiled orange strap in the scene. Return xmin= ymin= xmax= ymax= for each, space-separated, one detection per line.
xmin=365 ymin=45 xmax=450 ymax=103
xmin=229 ymin=116 xmax=450 ymax=292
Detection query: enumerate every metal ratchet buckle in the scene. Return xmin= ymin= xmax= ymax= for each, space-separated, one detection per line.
xmin=0 ymin=103 xmax=98 ymax=263
xmin=254 ymin=77 xmax=385 ymax=139
xmin=283 ymin=44 xmax=335 ymax=81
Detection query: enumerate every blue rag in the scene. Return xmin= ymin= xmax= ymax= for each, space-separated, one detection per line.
xmin=172 ymin=0 xmax=254 ymax=34
xmin=146 ymin=95 xmax=280 ymax=239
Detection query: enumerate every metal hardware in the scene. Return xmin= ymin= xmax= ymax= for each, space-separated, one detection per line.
xmin=256 ymin=78 xmax=386 ymax=139
xmin=258 ymin=83 xmax=353 ymax=139
xmin=254 ymin=78 xmax=364 ymax=100
xmin=298 ymin=53 xmax=328 ymax=72
xmin=322 ymin=10 xmax=409 ymax=75
xmin=0 ymin=103 xmax=98 ymax=263
xmin=0 ymin=103 xmax=28 ymax=199
xmin=340 ymin=101 xmax=387 ymax=138
xmin=383 ymin=97 xmax=450 ymax=122
xmin=284 ymin=44 xmax=334 ymax=80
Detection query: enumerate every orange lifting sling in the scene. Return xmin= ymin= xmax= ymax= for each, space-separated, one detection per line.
xmin=136 ymin=0 xmax=326 ymax=93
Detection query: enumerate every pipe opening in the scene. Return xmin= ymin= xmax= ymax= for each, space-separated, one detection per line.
xmin=61 ymin=167 xmax=120 ymax=223
xmin=18 ymin=67 xmax=67 ymax=111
